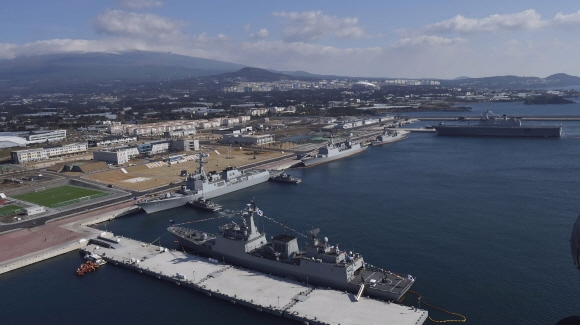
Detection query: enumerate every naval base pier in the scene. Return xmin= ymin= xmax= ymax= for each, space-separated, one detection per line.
xmin=82 ymin=236 xmax=427 ymax=325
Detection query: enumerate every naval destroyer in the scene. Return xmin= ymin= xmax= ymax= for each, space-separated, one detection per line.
xmin=300 ymin=136 xmax=367 ymax=167
xmin=433 ymin=110 xmax=562 ymax=137
xmin=168 ymin=200 xmax=415 ymax=301
xmin=136 ymin=153 xmax=271 ymax=214
xmin=370 ymin=128 xmax=407 ymax=146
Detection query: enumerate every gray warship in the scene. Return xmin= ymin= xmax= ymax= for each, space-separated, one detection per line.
xmin=168 ymin=200 xmax=415 ymax=302
xmin=301 ymin=136 xmax=367 ymax=167
xmin=370 ymin=128 xmax=407 ymax=146
xmin=136 ymin=153 xmax=271 ymax=214
xmin=433 ymin=110 xmax=562 ymax=137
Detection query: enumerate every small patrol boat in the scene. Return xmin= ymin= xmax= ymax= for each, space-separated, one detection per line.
xmin=269 ymin=173 xmax=302 ymax=184
xmin=188 ymin=197 xmax=222 ymax=211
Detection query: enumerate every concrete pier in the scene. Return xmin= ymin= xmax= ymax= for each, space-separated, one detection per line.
xmin=81 ymin=237 xmax=427 ymax=325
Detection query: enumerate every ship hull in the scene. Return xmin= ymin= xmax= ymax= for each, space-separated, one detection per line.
xmin=171 ymin=233 xmax=410 ymax=301
xmin=434 ymin=125 xmax=562 ymax=137
xmin=201 ymin=171 xmax=271 ymax=199
xmin=137 ymin=171 xmax=271 ymax=214
xmin=370 ymin=133 xmax=407 ymax=146
xmin=137 ymin=195 xmax=197 ymax=214
xmin=302 ymin=145 xmax=368 ymax=167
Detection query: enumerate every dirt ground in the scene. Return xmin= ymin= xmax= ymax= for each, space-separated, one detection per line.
xmin=0 ymin=201 xmax=134 ymax=263
xmin=83 ymin=146 xmax=289 ymax=191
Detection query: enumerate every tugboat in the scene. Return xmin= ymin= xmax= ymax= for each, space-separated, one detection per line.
xmin=269 ymin=173 xmax=302 ymax=184
xmin=188 ymin=197 xmax=222 ymax=211
xmin=168 ymin=200 xmax=415 ymax=302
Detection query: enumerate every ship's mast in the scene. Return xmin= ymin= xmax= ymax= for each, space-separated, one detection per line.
xmin=197 ymin=151 xmax=207 ymax=177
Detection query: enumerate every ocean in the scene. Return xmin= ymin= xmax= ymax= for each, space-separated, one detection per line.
xmin=2 ymin=101 xmax=580 ymax=325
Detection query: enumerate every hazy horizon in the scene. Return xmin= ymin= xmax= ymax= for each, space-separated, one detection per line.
xmin=3 ymin=0 xmax=580 ymax=79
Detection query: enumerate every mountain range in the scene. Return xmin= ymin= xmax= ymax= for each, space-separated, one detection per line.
xmin=1 ymin=50 xmax=580 ymax=90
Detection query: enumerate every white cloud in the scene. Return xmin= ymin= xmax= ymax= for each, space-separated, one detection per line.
xmin=196 ymin=33 xmax=232 ymax=47
xmin=425 ymin=9 xmax=547 ymax=34
xmin=250 ymin=28 xmax=269 ymax=39
xmin=94 ymin=10 xmax=185 ymax=41
xmin=116 ymin=0 xmax=163 ymax=9
xmin=391 ymin=35 xmax=467 ymax=48
xmin=243 ymin=24 xmax=251 ymax=32
xmin=552 ymin=10 xmax=580 ymax=28
xmin=273 ymin=11 xmax=367 ymax=42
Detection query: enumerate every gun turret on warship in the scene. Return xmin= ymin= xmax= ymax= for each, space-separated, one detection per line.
xmin=168 ymin=200 xmax=415 ymax=302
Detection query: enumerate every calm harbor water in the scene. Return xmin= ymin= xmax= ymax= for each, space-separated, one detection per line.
xmin=2 ymin=101 xmax=580 ymax=324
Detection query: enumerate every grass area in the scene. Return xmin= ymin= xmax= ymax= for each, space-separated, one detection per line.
xmin=0 ymin=204 xmax=22 ymax=216
xmin=14 ymin=185 xmax=107 ymax=208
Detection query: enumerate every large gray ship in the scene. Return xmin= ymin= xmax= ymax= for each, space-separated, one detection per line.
xmin=136 ymin=153 xmax=271 ymax=214
xmin=168 ymin=200 xmax=415 ymax=302
xmin=433 ymin=110 xmax=562 ymax=137
xmin=370 ymin=128 xmax=407 ymax=146
xmin=301 ymin=137 xmax=367 ymax=167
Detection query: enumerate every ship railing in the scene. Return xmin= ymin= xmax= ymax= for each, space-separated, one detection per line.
xmin=364 ymin=264 xmax=415 ymax=282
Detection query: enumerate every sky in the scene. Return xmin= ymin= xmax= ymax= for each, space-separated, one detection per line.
xmin=2 ymin=0 xmax=580 ymax=79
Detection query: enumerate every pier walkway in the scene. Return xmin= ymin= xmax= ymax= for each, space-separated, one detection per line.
xmin=82 ymin=237 xmax=427 ymax=325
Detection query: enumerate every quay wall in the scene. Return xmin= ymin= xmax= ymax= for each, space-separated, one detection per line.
xmin=0 ymin=240 xmax=88 ymax=275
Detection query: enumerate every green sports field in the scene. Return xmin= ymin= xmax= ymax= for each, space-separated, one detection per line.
xmin=14 ymin=185 xmax=109 ymax=208
xmin=0 ymin=204 xmax=22 ymax=216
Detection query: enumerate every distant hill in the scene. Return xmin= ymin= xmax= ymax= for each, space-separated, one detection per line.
xmin=212 ymin=67 xmax=293 ymax=82
xmin=0 ymin=51 xmax=246 ymax=84
xmin=545 ymin=73 xmax=580 ymax=85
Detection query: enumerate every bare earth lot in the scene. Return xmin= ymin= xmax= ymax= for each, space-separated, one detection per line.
xmin=83 ymin=147 xmax=288 ymax=191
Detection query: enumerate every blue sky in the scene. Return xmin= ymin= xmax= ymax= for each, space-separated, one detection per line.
xmin=2 ymin=0 xmax=580 ymax=78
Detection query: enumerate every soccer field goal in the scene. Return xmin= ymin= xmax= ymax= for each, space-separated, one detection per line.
xmin=35 ymin=187 xmax=45 ymax=192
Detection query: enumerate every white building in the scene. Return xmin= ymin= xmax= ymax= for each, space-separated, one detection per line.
xmin=246 ymin=108 xmax=270 ymax=116
xmin=150 ymin=141 xmax=170 ymax=155
xmin=220 ymin=134 xmax=274 ymax=145
xmin=89 ymin=136 xmax=138 ymax=147
xmin=93 ymin=147 xmax=139 ymax=165
xmin=11 ymin=142 xmax=88 ymax=164
xmin=26 ymin=130 xmax=66 ymax=143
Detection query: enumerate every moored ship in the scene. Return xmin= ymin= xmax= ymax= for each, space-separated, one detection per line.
xmin=269 ymin=172 xmax=302 ymax=184
xmin=136 ymin=153 xmax=271 ymax=214
xmin=370 ymin=128 xmax=407 ymax=146
xmin=188 ymin=197 xmax=222 ymax=211
xmin=301 ymin=137 xmax=367 ymax=167
xmin=433 ymin=110 xmax=562 ymax=137
xmin=168 ymin=200 xmax=415 ymax=302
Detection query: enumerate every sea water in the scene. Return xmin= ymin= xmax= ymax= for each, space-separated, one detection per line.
xmin=2 ymin=101 xmax=580 ymax=325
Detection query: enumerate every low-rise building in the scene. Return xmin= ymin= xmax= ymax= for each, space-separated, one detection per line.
xmin=92 ymin=146 xmax=139 ymax=165
xmin=220 ymin=134 xmax=274 ymax=145
xmin=164 ymin=127 xmax=197 ymax=138
xmin=88 ymin=135 xmax=138 ymax=147
xmin=170 ymin=139 xmax=199 ymax=152
xmin=246 ymin=108 xmax=270 ymax=116
xmin=11 ymin=142 xmax=88 ymax=164
xmin=26 ymin=129 xmax=66 ymax=143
